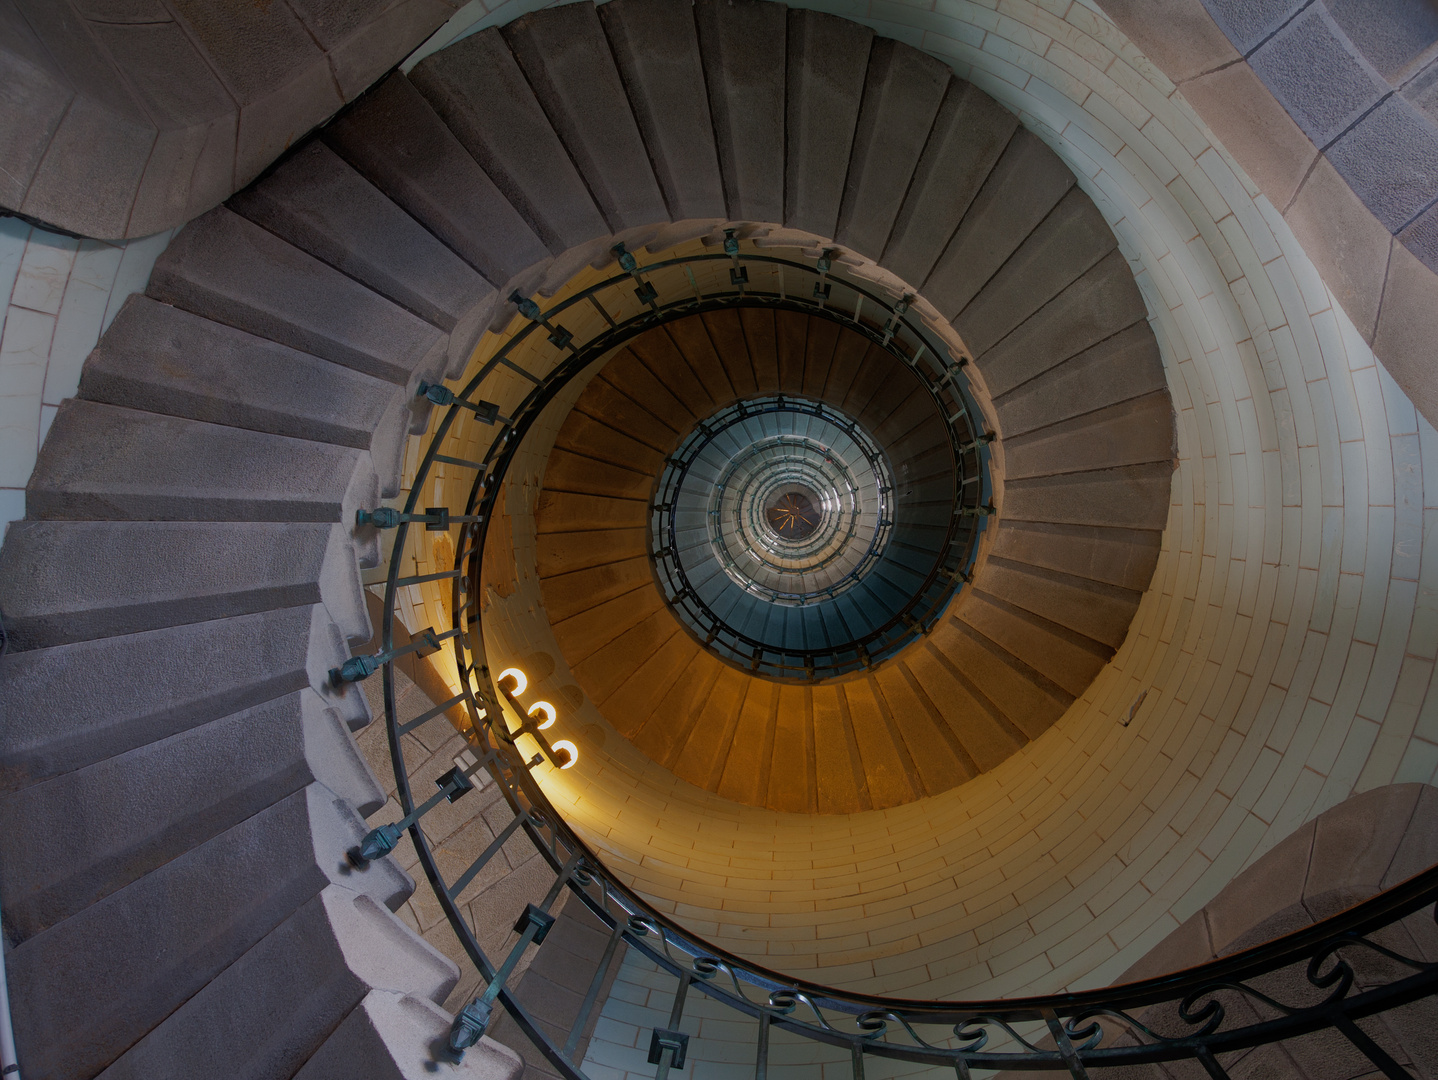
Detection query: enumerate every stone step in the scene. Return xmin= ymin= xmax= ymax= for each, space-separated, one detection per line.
xmin=902 ymin=636 xmax=1039 ymax=772
xmin=229 ymin=141 xmax=493 ymax=380
xmin=597 ymin=347 xmax=701 ymax=430
xmin=871 ymin=663 xmax=980 ymax=796
xmin=783 ymin=8 xmax=873 ymax=239
xmin=881 ymin=79 xmax=1018 ymax=288
xmin=922 ymin=129 xmax=1075 ymax=319
xmin=957 ymin=187 xmax=1119 ymax=357
xmin=992 ymin=320 xmax=1165 ymax=438
xmin=836 ymin=38 xmax=951 ymax=261
xmin=923 ymin=617 xmax=1073 ymax=743
xmin=573 ymin=375 xmax=684 ymax=452
xmin=574 ymin=607 xmax=684 ymax=707
xmin=599 ymin=630 xmax=705 ymax=741
xmin=0 ymin=520 xmax=368 ymax=651
xmin=652 ymin=317 xmax=738 ymax=412
xmin=0 ymin=689 xmax=384 ymax=943
xmin=0 ymin=606 xmax=366 ymax=795
xmin=626 ymin=325 xmax=719 ymax=418
xmin=79 ymin=295 xmax=413 ymax=498
xmin=1005 ymin=461 xmax=1175 ymax=532
xmin=410 ymin=29 xmax=608 ymax=254
xmin=323 ymin=74 xmax=550 ymax=290
xmin=1003 ymin=390 xmax=1175 ymax=480
xmin=27 ymin=401 xmax=379 ymax=543
xmin=597 ymin=0 xmax=727 ymax=222
xmin=700 ymin=309 xmax=760 ymax=397
xmin=738 ymin=306 xmax=782 ymax=393
xmin=958 ymin=590 xmax=1112 ymax=698
xmin=7 ymin=783 xmax=412 ymax=1080
xmin=502 ymin=3 xmax=668 ymax=234
xmin=979 ymin=557 xmax=1143 ymax=650
xmin=694 ymin=0 xmax=786 ymax=223
xmin=295 ymin=990 xmax=523 ymax=1080
xmin=98 ymin=885 xmax=461 ymax=1080
xmin=974 ymin=248 xmax=1151 ymax=396
xmin=542 ymin=447 xmax=654 ymax=501
xmin=988 ymin=520 xmax=1163 ymax=593
xmin=149 ymin=206 xmax=449 ymax=390
xmin=554 ymin=409 xmax=667 ymax=475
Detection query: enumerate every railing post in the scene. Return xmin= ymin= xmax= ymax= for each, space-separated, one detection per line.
xmin=754 ymin=1012 xmax=770 ymax=1080
xmin=648 ymin=972 xmax=691 ymax=1080
xmin=447 ymin=852 xmax=584 ymax=1061
xmin=1042 ymin=1008 xmax=1091 ymax=1080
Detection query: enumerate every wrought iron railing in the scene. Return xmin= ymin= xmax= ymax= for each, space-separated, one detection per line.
xmin=341 ymin=238 xmax=1438 ymax=1080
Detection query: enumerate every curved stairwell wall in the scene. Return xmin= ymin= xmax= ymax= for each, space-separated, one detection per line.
xmin=0 ymin=0 xmax=1435 ymax=1076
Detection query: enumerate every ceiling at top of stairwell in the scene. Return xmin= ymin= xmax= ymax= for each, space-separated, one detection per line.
xmin=386 ymin=0 xmax=1179 ymax=810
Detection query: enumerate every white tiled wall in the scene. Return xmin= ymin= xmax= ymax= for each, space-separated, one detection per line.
xmin=0 ymin=220 xmax=174 ymax=537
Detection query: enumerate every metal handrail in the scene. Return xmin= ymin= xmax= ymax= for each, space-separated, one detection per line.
xmin=351 ymin=240 xmax=1438 ymax=1080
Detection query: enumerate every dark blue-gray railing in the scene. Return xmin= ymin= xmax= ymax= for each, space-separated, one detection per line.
xmin=339 ymin=240 xmax=1438 ymax=1080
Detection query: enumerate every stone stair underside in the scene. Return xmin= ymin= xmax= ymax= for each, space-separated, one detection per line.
xmin=0 ymin=0 xmax=1171 ymax=1072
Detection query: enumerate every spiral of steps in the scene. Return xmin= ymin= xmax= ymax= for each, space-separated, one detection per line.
xmin=0 ymin=0 xmax=1177 ymax=1075
xmin=535 ymin=301 xmax=1173 ymax=814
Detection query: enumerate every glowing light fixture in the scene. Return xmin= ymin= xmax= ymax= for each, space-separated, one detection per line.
xmin=528 ymin=701 xmax=556 ymax=730
xmin=551 ymin=740 xmax=579 ymax=769
xmin=497 ymin=667 xmax=527 ymax=695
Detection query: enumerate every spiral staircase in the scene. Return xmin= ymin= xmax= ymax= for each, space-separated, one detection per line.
xmin=0 ymin=1 xmax=1436 ymax=1079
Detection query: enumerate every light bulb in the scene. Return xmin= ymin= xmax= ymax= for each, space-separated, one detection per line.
xmin=497 ymin=667 xmax=527 ymax=695
xmin=528 ymin=701 xmax=556 ymax=730
xmin=552 ymin=740 xmax=578 ymax=769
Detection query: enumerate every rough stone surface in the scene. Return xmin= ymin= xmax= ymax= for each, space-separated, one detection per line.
xmin=297 ymin=990 xmax=523 ymax=1080
xmin=783 ymin=8 xmax=873 ymax=240
xmin=503 ymin=3 xmax=667 ymax=233
xmin=923 ymin=129 xmax=1074 ymax=319
xmin=0 ymin=519 xmax=366 ymax=650
xmin=0 ymin=690 xmax=384 ymax=940
xmin=323 ymin=75 xmax=550 ymax=288
xmin=1249 ymin=3 xmax=1387 ymax=147
xmin=410 ymin=29 xmax=608 ymax=254
xmin=0 ymin=606 xmax=362 ymax=794
xmin=7 ymin=784 xmax=412 ymax=1080
xmin=882 ymin=79 xmax=1017 ymax=288
xmin=98 ymin=884 xmax=460 ymax=1080
xmin=836 ymin=38 xmax=950 ymax=261
xmin=1199 ymin=0 xmax=1306 ymax=54
xmin=1399 ymin=198 xmax=1438 ymax=273
xmin=993 ymin=321 xmax=1165 ymax=437
xmin=694 ymin=0 xmax=786 ymax=223
xmin=1327 ymin=0 xmax=1438 ymax=81
xmin=79 ymin=295 xmax=411 ymax=494
xmin=1327 ymin=94 xmax=1438 ymax=232
xmin=230 ymin=141 xmax=492 ymax=355
xmin=27 ymin=399 xmax=376 ymax=527
xmin=149 ymin=206 xmax=447 ymax=388
xmin=973 ymin=249 xmax=1150 ymax=396
xmin=957 ymin=186 xmax=1118 ymax=356
xmin=598 ymin=0 xmax=727 ymax=221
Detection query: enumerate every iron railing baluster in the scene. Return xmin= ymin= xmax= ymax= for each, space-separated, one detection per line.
xmin=561 ymin=919 xmax=627 ymax=1060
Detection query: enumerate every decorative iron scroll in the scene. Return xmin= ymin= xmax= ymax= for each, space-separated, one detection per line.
xmin=352 ymin=240 xmax=1438 ymax=1080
